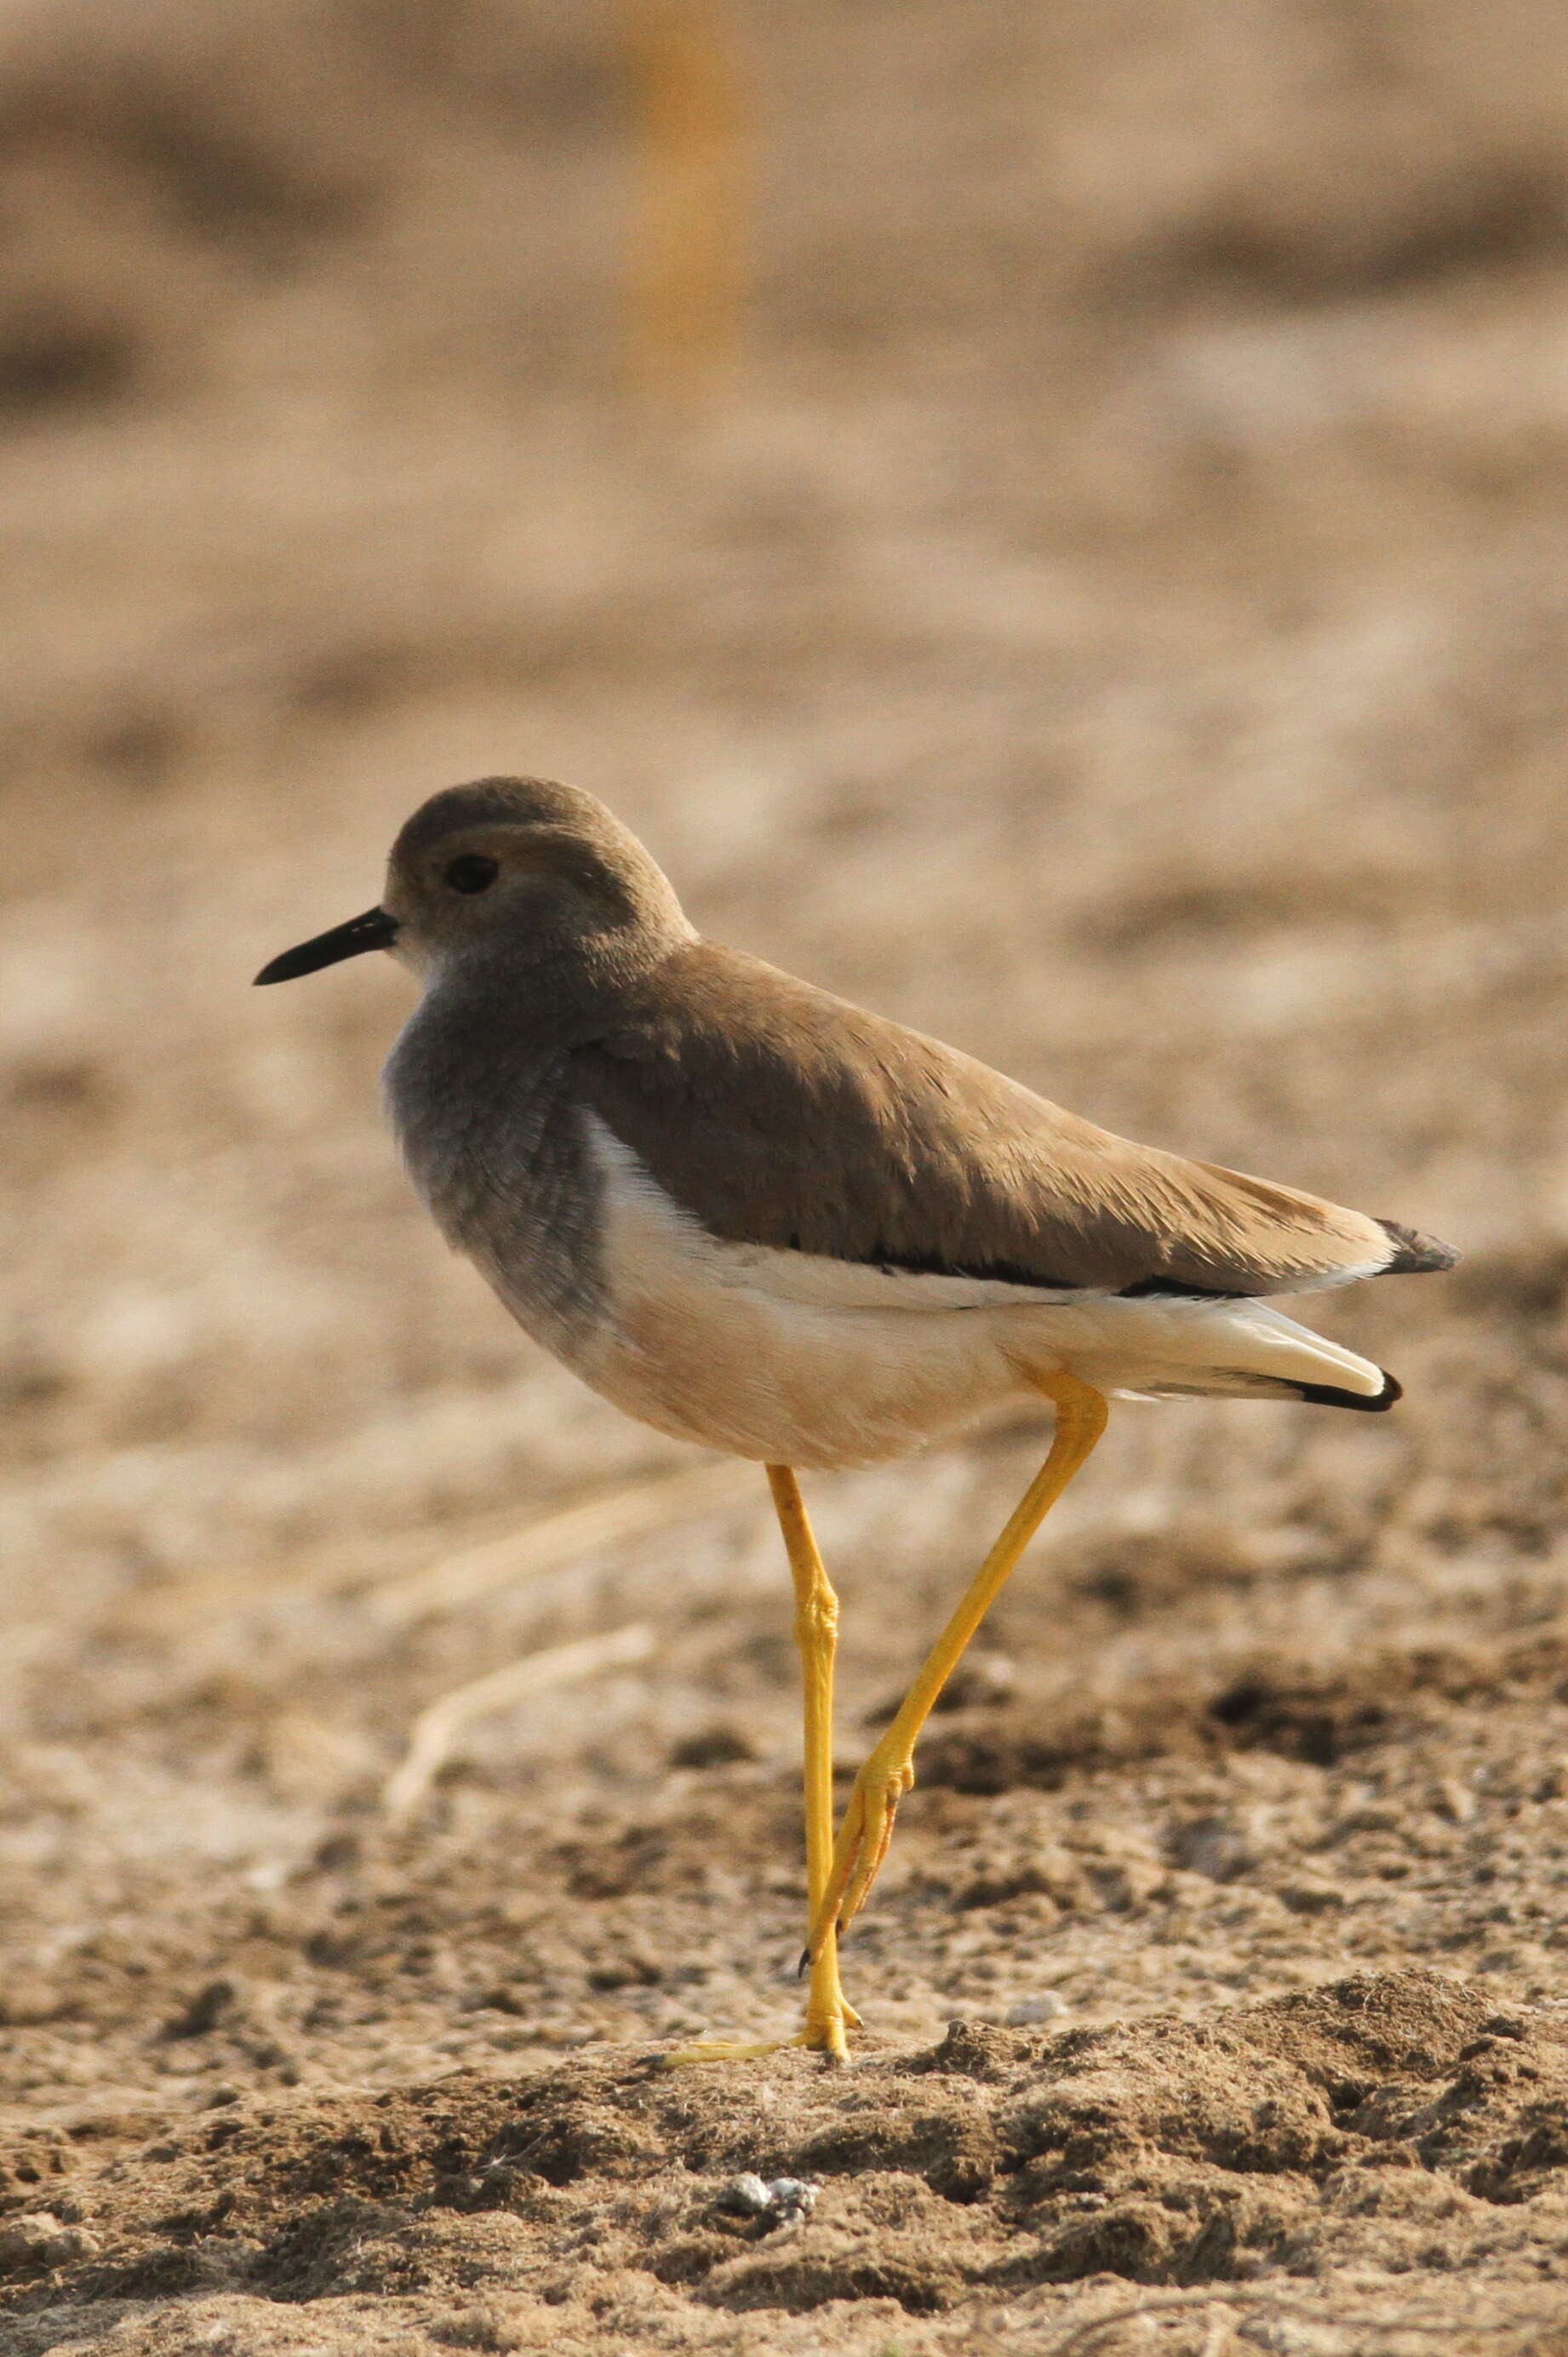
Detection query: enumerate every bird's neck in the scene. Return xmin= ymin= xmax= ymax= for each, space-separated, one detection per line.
xmin=421 ymin=921 xmax=689 ymax=1038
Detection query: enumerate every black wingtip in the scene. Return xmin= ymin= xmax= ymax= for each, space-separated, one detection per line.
xmin=1377 ymin=1219 xmax=1460 ymax=1275
xmin=1297 ymin=1368 xmax=1402 ymax=1412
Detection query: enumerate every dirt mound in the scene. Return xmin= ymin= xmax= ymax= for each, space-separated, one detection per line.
xmin=3 ymin=1972 xmax=1565 ymax=2350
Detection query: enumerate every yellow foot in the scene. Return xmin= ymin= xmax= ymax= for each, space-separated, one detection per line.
xmin=809 ymin=1748 xmax=913 ymax=1960
xmin=661 ymin=1999 xmax=860 ymax=2068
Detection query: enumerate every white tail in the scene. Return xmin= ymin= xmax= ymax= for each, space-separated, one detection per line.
xmin=1058 ymin=1293 xmax=1393 ymax=1407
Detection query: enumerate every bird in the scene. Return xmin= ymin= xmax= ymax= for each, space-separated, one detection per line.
xmin=255 ymin=775 xmax=1456 ymax=2062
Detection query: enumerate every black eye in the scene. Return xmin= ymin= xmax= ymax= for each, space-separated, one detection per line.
xmin=444 ymin=854 xmax=499 ymax=895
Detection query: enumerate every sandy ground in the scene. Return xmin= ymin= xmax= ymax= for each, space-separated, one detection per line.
xmin=5 ymin=2 xmax=1568 ymax=2349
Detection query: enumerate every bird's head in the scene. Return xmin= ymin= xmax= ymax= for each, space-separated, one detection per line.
xmin=254 ymin=776 xmax=692 ymax=989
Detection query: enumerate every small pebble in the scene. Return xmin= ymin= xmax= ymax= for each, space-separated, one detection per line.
xmin=718 ymin=2172 xmax=773 ymax=2216
xmin=717 ymin=2172 xmax=817 ymax=2225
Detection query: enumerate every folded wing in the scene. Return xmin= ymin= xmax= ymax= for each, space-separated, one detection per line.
xmin=570 ymin=944 xmax=1456 ymax=1299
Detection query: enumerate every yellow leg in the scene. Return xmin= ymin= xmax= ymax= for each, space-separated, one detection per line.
xmin=808 ymin=1371 xmax=1108 ymax=1961
xmin=663 ymin=1465 xmax=859 ymax=2064
xmin=770 ymin=1465 xmax=858 ymax=2058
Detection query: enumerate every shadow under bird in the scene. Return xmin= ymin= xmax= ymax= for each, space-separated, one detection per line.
xmin=256 ymin=776 xmax=1457 ymax=2062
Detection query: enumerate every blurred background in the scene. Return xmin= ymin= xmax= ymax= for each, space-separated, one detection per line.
xmin=5 ymin=0 xmax=1568 ymax=2080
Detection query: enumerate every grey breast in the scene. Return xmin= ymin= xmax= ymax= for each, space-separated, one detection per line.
xmin=382 ymin=979 xmax=607 ymax=1360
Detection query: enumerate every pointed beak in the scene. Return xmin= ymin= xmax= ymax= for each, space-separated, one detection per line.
xmin=254 ymin=906 xmax=399 ymax=985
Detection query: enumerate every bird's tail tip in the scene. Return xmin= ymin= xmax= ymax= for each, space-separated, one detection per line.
xmin=1378 ymin=1220 xmax=1460 ymax=1275
xmin=1296 ymin=1366 xmax=1402 ymax=1412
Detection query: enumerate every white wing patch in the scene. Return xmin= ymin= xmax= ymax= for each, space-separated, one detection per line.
xmin=580 ymin=1112 xmax=1080 ymax=1313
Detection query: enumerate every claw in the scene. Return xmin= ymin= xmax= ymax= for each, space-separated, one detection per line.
xmin=805 ymin=1753 xmax=913 ymax=1961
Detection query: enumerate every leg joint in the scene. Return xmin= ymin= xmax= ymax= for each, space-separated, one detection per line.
xmin=794 ymin=1590 xmax=839 ymax=1645
xmin=1028 ymin=1367 xmax=1109 ymax=1443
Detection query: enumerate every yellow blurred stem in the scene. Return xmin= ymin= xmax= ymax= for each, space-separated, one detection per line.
xmin=621 ymin=0 xmax=747 ymax=395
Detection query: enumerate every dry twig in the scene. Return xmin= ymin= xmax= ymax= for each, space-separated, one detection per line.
xmin=382 ymin=1622 xmax=655 ymax=1824
xmin=366 ymin=1458 xmax=757 ymax=1628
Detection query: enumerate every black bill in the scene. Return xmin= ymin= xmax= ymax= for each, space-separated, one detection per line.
xmin=254 ymin=906 xmax=399 ymax=985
